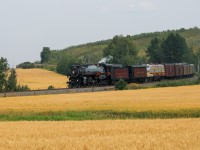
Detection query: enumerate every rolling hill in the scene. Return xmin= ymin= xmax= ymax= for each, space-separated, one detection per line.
xmin=48 ymin=27 xmax=200 ymax=64
xmin=16 ymin=68 xmax=68 ymax=90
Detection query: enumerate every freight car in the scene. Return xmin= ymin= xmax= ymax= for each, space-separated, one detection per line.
xmin=67 ymin=63 xmax=195 ymax=88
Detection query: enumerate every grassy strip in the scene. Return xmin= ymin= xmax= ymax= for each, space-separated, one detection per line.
xmin=155 ymin=78 xmax=200 ymax=87
xmin=0 ymin=109 xmax=200 ymax=121
xmin=127 ymin=76 xmax=200 ymax=90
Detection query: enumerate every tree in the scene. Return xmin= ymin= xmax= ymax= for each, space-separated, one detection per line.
xmin=40 ymin=47 xmax=51 ymax=63
xmin=56 ymin=55 xmax=79 ymax=75
xmin=103 ymin=35 xmax=137 ymax=65
xmin=82 ymin=53 xmax=100 ymax=64
xmin=146 ymin=37 xmax=163 ymax=63
xmin=161 ymin=33 xmax=189 ymax=63
xmin=0 ymin=57 xmax=9 ymax=92
xmin=6 ymin=69 xmax=17 ymax=92
xmin=195 ymin=48 xmax=200 ymax=73
xmin=0 ymin=57 xmax=30 ymax=92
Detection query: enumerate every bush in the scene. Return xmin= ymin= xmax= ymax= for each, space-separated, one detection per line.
xmin=17 ymin=62 xmax=35 ymax=69
xmin=45 ymin=66 xmax=56 ymax=72
xmin=16 ymin=85 xmax=30 ymax=92
xmin=195 ymin=74 xmax=200 ymax=84
xmin=115 ymin=79 xmax=128 ymax=90
xmin=48 ymin=85 xmax=55 ymax=90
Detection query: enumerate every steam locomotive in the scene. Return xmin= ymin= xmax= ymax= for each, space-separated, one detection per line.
xmin=67 ymin=63 xmax=195 ymax=88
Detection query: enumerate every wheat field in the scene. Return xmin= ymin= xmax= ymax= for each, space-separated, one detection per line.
xmin=0 ymin=85 xmax=200 ymax=112
xmin=0 ymin=85 xmax=200 ymax=113
xmin=1 ymin=85 xmax=200 ymax=149
xmin=0 ymin=119 xmax=199 ymax=150
xmin=16 ymin=68 xmax=68 ymax=90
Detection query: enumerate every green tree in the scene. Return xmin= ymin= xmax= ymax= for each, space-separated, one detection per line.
xmin=183 ymin=47 xmax=195 ymax=64
xmin=40 ymin=47 xmax=51 ymax=63
xmin=103 ymin=35 xmax=137 ymax=65
xmin=56 ymin=55 xmax=79 ymax=75
xmin=122 ymin=55 xmax=146 ymax=66
xmin=6 ymin=69 xmax=17 ymax=92
xmin=146 ymin=37 xmax=163 ymax=63
xmin=0 ymin=57 xmax=9 ymax=92
xmin=161 ymin=33 xmax=189 ymax=63
xmin=195 ymin=48 xmax=200 ymax=73
xmin=82 ymin=53 xmax=100 ymax=64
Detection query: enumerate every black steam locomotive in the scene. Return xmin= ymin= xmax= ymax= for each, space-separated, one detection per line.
xmin=68 ymin=63 xmax=122 ymax=88
xmin=67 ymin=63 xmax=195 ymax=88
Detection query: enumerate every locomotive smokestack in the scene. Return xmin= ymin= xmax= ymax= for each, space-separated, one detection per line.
xmin=98 ymin=55 xmax=113 ymax=64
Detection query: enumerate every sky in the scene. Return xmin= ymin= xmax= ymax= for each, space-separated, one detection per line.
xmin=0 ymin=0 xmax=200 ymax=66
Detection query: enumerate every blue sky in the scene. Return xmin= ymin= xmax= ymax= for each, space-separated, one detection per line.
xmin=0 ymin=0 xmax=200 ymax=65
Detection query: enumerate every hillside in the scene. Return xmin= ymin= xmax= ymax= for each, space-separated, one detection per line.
xmin=48 ymin=27 xmax=200 ymax=64
xmin=16 ymin=69 xmax=68 ymax=90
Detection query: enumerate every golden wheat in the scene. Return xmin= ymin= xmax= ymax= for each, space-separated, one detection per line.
xmin=16 ymin=68 xmax=68 ymax=90
xmin=0 ymin=119 xmax=199 ymax=150
xmin=0 ymin=85 xmax=200 ymax=113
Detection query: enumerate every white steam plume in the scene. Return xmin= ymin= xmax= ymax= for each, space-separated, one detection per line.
xmin=98 ymin=55 xmax=113 ymax=63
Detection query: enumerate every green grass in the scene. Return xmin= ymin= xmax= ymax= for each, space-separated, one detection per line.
xmin=155 ymin=78 xmax=200 ymax=87
xmin=0 ymin=109 xmax=200 ymax=121
xmin=127 ymin=76 xmax=200 ymax=90
xmin=155 ymin=80 xmax=199 ymax=87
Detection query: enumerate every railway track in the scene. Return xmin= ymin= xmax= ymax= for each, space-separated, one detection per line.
xmin=0 ymin=86 xmax=115 ymax=98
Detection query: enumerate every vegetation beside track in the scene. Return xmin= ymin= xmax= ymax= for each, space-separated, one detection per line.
xmin=127 ymin=75 xmax=200 ymax=89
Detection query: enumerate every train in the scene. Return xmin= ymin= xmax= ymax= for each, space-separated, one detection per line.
xmin=67 ymin=63 xmax=195 ymax=88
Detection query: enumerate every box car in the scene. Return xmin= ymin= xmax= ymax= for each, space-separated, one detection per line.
xmin=183 ymin=64 xmax=190 ymax=76
xmin=111 ymin=67 xmax=129 ymax=82
xmin=147 ymin=64 xmax=165 ymax=77
xmin=129 ymin=66 xmax=147 ymax=82
xmin=174 ymin=64 xmax=184 ymax=77
xmin=164 ymin=64 xmax=175 ymax=77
